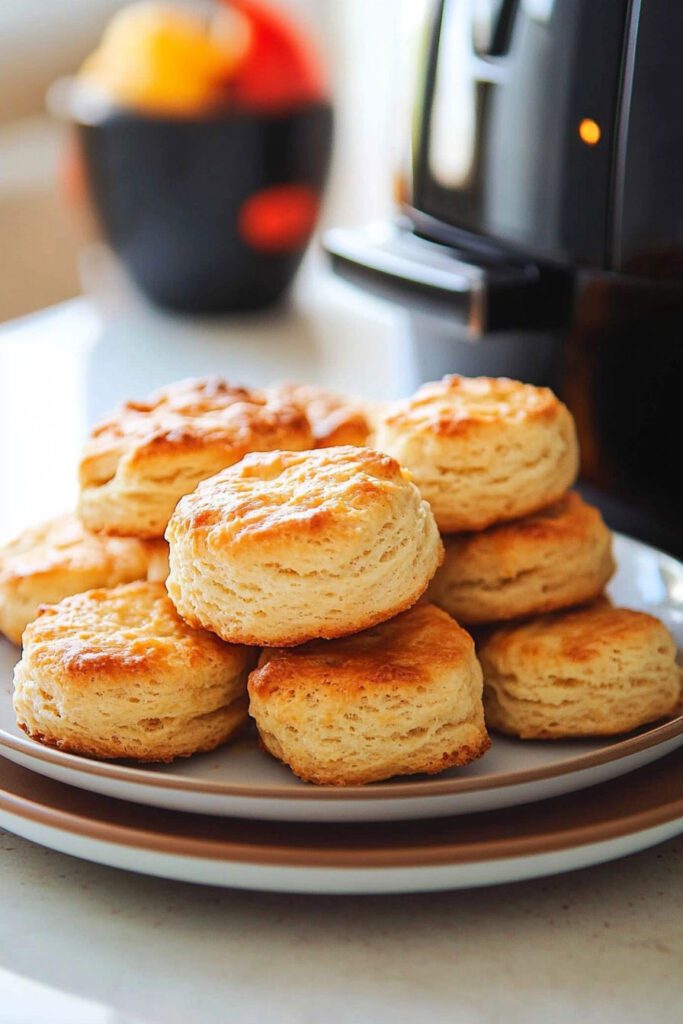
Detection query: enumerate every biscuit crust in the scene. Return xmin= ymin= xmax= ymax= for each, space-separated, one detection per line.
xmin=0 ymin=514 xmax=168 ymax=646
xmin=375 ymin=375 xmax=579 ymax=532
xmin=78 ymin=376 xmax=313 ymax=538
xmin=427 ymin=493 xmax=615 ymax=624
xmin=478 ymin=602 xmax=681 ymax=738
xmin=273 ymin=382 xmax=374 ymax=448
xmin=13 ymin=581 xmax=252 ymax=761
xmin=249 ymin=603 xmax=490 ymax=784
xmin=166 ymin=446 xmax=444 ymax=646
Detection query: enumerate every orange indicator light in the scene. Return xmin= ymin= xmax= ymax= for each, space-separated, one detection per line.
xmin=579 ymin=118 xmax=601 ymax=145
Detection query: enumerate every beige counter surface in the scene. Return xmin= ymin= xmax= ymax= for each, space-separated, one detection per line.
xmin=1 ymin=825 xmax=681 ymax=1024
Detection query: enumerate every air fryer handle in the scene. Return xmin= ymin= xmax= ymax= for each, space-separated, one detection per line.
xmin=324 ymin=223 xmax=572 ymax=335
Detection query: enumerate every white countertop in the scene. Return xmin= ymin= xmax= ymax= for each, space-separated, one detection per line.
xmin=1 ymin=829 xmax=682 ymax=1024
xmin=0 ymin=275 xmax=682 ymax=1024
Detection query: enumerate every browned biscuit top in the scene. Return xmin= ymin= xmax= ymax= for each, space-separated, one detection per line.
xmin=79 ymin=376 xmax=313 ymax=486
xmin=441 ymin=492 xmax=608 ymax=566
xmin=381 ymin=375 xmax=564 ymax=437
xmin=0 ymin=515 xmax=166 ymax=588
xmin=23 ymin=580 xmax=241 ymax=685
xmin=273 ymin=382 xmax=373 ymax=448
xmin=167 ymin=446 xmax=419 ymax=554
xmin=480 ymin=602 xmax=677 ymax=668
xmin=251 ymin=603 xmax=476 ymax=699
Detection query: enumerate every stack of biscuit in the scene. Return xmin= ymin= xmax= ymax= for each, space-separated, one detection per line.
xmin=4 ymin=376 xmax=388 ymax=769
xmin=3 ymin=372 xmax=680 ymax=783
xmin=375 ymin=375 xmax=680 ymax=740
xmin=165 ymin=445 xmax=489 ymax=783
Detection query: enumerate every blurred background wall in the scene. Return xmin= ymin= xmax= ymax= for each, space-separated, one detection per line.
xmin=0 ymin=0 xmax=427 ymax=322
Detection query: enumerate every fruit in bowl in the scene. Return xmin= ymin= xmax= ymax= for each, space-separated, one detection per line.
xmin=56 ymin=1 xmax=332 ymax=312
xmin=78 ymin=2 xmax=251 ymax=115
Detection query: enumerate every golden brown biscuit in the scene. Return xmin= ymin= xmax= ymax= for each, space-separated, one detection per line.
xmin=0 ymin=515 xmax=168 ymax=646
xmin=249 ymin=603 xmax=490 ymax=785
xmin=166 ymin=446 xmax=444 ymax=646
xmin=273 ymin=382 xmax=374 ymax=448
xmin=13 ymin=581 xmax=252 ymax=762
xmin=78 ymin=376 xmax=313 ymax=538
xmin=478 ymin=602 xmax=681 ymax=739
xmin=427 ymin=493 xmax=615 ymax=624
xmin=375 ymin=375 xmax=579 ymax=532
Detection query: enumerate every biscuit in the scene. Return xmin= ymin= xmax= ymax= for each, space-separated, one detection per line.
xmin=248 ymin=603 xmax=490 ymax=785
xmin=0 ymin=515 xmax=168 ymax=646
xmin=13 ymin=581 xmax=252 ymax=762
xmin=78 ymin=376 xmax=313 ymax=538
xmin=166 ymin=446 xmax=444 ymax=646
xmin=426 ymin=492 xmax=615 ymax=624
xmin=273 ymin=382 xmax=374 ymax=448
xmin=374 ymin=375 xmax=579 ymax=532
xmin=478 ymin=602 xmax=681 ymax=739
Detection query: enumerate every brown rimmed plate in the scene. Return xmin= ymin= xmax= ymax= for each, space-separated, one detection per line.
xmin=1 ymin=534 xmax=682 ymax=823
xmin=1 ymin=747 xmax=682 ymax=893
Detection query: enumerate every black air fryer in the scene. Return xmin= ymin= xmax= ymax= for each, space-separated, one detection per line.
xmin=326 ymin=0 xmax=683 ymax=556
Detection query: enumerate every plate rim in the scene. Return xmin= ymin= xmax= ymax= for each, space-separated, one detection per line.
xmin=1 ymin=712 xmax=682 ymax=802
xmin=1 ymin=756 xmax=683 ymax=869
xmin=1 ymin=531 xmax=681 ymax=803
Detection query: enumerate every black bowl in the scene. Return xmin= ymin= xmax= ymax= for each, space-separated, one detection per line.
xmin=62 ymin=84 xmax=333 ymax=313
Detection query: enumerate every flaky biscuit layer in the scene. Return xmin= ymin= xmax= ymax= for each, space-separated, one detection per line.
xmin=13 ymin=581 xmax=252 ymax=761
xmin=249 ymin=603 xmax=490 ymax=784
xmin=375 ymin=375 xmax=579 ymax=532
xmin=478 ymin=602 xmax=681 ymax=738
xmin=166 ymin=446 xmax=443 ymax=646
xmin=78 ymin=376 xmax=313 ymax=538
xmin=427 ymin=493 xmax=615 ymax=623
xmin=0 ymin=514 xmax=168 ymax=646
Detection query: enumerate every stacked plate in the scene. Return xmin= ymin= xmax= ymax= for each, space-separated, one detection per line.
xmin=1 ymin=534 xmax=682 ymax=894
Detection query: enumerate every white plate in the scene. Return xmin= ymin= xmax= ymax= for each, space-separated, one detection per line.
xmin=5 ymin=808 xmax=681 ymax=894
xmin=1 ymin=533 xmax=682 ymax=823
xmin=1 ymin=748 xmax=683 ymax=894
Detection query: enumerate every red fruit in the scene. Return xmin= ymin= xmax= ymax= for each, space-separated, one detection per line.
xmin=223 ymin=0 xmax=327 ymax=111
